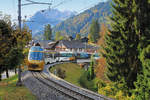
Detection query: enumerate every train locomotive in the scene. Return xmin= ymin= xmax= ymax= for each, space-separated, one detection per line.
xmin=27 ymin=43 xmax=45 ymax=71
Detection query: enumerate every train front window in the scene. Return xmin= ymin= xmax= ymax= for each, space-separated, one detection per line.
xmin=29 ymin=52 xmax=43 ymax=60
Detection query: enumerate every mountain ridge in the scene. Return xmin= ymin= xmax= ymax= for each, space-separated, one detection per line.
xmin=52 ymin=0 xmax=112 ymax=37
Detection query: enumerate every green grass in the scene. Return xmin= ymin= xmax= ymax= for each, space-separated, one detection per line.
xmin=50 ymin=63 xmax=85 ymax=87
xmin=50 ymin=63 xmax=100 ymax=92
xmin=0 ymin=74 xmax=36 ymax=100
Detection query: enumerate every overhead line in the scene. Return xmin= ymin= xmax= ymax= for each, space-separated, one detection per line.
xmin=51 ymin=0 xmax=73 ymax=9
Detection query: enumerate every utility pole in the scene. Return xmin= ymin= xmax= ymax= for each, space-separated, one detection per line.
xmin=16 ymin=0 xmax=22 ymax=86
xmin=16 ymin=0 xmax=52 ymax=86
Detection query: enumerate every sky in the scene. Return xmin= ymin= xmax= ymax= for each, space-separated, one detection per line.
xmin=0 ymin=0 xmax=107 ymax=21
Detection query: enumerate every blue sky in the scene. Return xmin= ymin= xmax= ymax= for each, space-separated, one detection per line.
xmin=0 ymin=0 xmax=107 ymax=20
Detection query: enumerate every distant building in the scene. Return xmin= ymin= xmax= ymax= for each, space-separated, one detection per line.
xmin=68 ymin=36 xmax=74 ymax=41
xmin=28 ymin=39 xmax=99 ymax=53
xmin=54 ymin=40 xmax=99 ymax=53
xmin=29 ymin=40 xmax=53 ymax=50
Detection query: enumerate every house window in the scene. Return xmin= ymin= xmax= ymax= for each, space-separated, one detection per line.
xmin=79 ymin=48 xmax=82 ymax=51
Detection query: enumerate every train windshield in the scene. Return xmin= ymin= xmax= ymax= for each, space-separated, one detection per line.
xmin=29 ymin=52 xmax=44 ymax=60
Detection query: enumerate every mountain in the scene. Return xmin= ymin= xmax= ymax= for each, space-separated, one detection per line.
xmin=52 ymin=0 xmax=112 ymax=37
xmin=25 ymin=9 xmax=76 ymax=37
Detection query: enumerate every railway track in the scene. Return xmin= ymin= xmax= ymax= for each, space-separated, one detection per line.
xmin=31 ymin=71 xmax=112 ymax=100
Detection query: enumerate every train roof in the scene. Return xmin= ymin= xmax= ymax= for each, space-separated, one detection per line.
xmin=30 ymin=46 xmax=44 ymax=52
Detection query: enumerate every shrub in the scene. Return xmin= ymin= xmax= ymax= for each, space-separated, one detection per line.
xmin=57 ymin=68 xmax=66 ymax=79
xmin=79 ymin=71 xmax=98 ymax=92
xmin=98 ymin=80 xmax=134 ymax=100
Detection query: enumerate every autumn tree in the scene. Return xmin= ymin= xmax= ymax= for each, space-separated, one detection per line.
xmin=0 ymin=16 xmax=31 ymax=80
xmin=55 ymin=31 xmax=65 ymax=41
xmin=0 ymin=11 xmax=32 ymax=80
xmin=97 ymin=23 xmax=109 ymax=45
xmin=75 ymin=34 xmax=81 ymax=40
xmin=0 ymin=19 xmax=14 ymax=80
xmin=44 ymin=24 xmax=52 ymax=40
xmin=0 ymin=13 xmax=18 ymax=79
xmin=13 ymin=23 xmax=32 ymax=60
xmin=95 ymin=23 xmax=109 ymax=82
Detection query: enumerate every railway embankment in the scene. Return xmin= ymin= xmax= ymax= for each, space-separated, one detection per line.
xmin=21 ymin=63 xmax=113 ymax=100
xmin=22 ymin=71 xmax=69 ymax=100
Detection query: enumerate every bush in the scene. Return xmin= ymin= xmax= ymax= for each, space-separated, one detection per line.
xmin=98 ymin=80 xmax=134 ymax=100
xmin=57 ymin=68 xmax=66 ymax=79
xmin=79 ymin=71 xmax=98 ymax=92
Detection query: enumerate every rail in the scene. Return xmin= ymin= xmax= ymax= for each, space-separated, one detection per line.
xmin=29 ymin=62 xmax=113 ymax=100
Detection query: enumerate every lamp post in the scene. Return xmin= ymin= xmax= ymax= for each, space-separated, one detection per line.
xmin=16 ymin=0 xmax=52 ymax=86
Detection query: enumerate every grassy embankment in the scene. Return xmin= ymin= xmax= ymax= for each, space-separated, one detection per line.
xmin=0 ymin=74 xmax=36 ymax=100
xmin=50 ymin=63 xmax=100 ymax=92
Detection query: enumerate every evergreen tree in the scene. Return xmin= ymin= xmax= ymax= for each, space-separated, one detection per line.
xmin=133 ymin=1 xmax=150 ymax=99
xmin=87 ymin=55 xmax=95 ymax=80
xmin=136 ymin=0 xmax=150 ymax=51
xmin=88 ymin=19 xmax=100 ymax=43
xmin=134 ymin=45 xmax=150 ymax=100
xmin=44 ymin=24 xmax=52 ymax=40
xmin=102 ymin=0 xmax=141 ymax=88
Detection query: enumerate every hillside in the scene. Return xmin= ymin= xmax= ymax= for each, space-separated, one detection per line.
xmin=52 ymin=0 xmax=112 ymax=37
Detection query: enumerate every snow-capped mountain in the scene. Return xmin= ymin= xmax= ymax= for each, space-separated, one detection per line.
xmin=25 ymin=9 xmax=76 ymax=36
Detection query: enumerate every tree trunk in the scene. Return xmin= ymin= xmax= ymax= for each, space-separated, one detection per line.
xmin=0 ymin=67 xmax=2 ymax=81
xmin=0 ymin=73 xmax=2 ymax=81
xmin=15 ymin=68 xmax=17 ymax=74
xmin=0 ymin=72 xmax=1 ymax=81
xmin=6 ymin=68 xmax=9 ymax=78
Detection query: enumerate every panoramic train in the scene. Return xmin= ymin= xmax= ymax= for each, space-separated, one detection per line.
xmin=58 ymin=51 xmax=76 ymax=62
xmin=44 ymin=50 xmax=59 ymax=64
xmin=27 ymin=43 xmax=45 ymax=71
xmin=44 ymin=51 xmax=76 ymax=64
xmin=44 ymin=51 xmax=100 ymax=64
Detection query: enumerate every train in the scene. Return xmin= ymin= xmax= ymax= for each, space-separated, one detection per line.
xmin=44 ymin=51 xmax=76 ymax=64
xmin=44 ymin=51 xmax=99 ymax=64
xmin=27 ymin=43 xmax=45 ymax=71
xmin=44 ymin=50 xmax=59 ymax=64
xmin=58 ymin=51 xmax=76 ymax=62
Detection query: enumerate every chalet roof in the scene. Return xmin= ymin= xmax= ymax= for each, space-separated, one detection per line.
xmin=32 ymin=40 xmax=53 ymax=49
xmin=59 ymin=40 xmax=84 ymax=49
xmin=59 ymin=40 xmax=99 ymax=49
xmin=48 ymin=41 xmax=59 ymax=49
